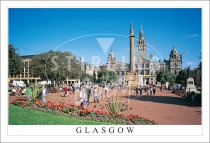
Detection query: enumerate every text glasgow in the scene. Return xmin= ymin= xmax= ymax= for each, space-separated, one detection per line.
xmin=76 ymin=126 xmax=134 ymax=134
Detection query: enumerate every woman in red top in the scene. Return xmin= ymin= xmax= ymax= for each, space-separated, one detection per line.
xmin=63 ymin=85 xmax=69 ymax=97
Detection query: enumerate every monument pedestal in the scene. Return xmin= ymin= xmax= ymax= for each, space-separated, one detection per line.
xmin=126 ymin=72 xmax=139 ymax=88
xmin=186 ymin=77 xmax=197 ymax=92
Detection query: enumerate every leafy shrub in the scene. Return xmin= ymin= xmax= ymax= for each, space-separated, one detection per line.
xmin=30 ymin=86 xmax=42 ymax=101
xmin=105 ymin=96 xmax=128 ymax=115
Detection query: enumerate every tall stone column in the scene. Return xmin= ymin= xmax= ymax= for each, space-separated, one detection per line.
xmin=129 ymin=23 xmax=135 ymax=72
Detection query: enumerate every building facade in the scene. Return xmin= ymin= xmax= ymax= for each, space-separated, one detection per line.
xmin=102 ymin=24 xmax=181 ymax=85
xmin=135 ymin=25 xmax=167 ymax=84
xmin=169 ymin=46 xmax=182 ymax=75
xmin=103 ymin=49 xmax=129 ymax=84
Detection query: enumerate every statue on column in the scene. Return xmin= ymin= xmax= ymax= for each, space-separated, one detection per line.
xmin=149 ymin=53 xmax=153 ymax=61
xmin=187 ymin=66 xmax=191 ymax=78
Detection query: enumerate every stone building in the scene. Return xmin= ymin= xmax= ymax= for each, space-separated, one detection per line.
xmin=106 ymin=49 xmax=116 ymax=71
xmin=169 ymin=46 xmax=182 ymax=75
xmin=84 ymin=64 xmax=96 ymax=76
xmin=104 ymin=49 xmax=129 ymax=84
xmin=135 ymin=25 xmax=167 ymax=84
xmin=102 ymin=24 xmax=182 ymax=85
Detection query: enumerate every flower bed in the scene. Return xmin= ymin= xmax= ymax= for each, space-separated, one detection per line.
xmin=11 ymin=97 xmax=157 ymax=125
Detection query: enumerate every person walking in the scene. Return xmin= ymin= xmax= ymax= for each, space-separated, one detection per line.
xmin=153 ymin=86 xmax=156 ymax=96
xmin=139 ymin=85 xmax=143 ymax=96
xmin=41 ymin=85 xmax=47 ymax=103
xmin=87 ymin=85 xmax=91 ymax=105
xmin=135 ymin=87 xmax=138 ymax=96
xmin=79 ymin=86 xmax=86 ymax=107
xmin=146 ymin=85 xmax=149 ymax=96
xmin=104 ymin=86 xmax=108 ymax=97
xmin=93 ymin=86 xmax=99 ymax=108
xmin=72 ymin=84 xmax=75 ymax=94
xmin=149 ymin=86 xmax=153 ymax=96
xmin=160 ymin=85 xmax=163 ymax=92
xmin=63 ymin=85 xmax=69 ymax=97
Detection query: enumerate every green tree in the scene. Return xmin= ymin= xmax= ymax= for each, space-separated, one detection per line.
xmin=98 ymin=70 xmax=108 ymax=83
xmin=8 ymin=44 xmax=23 ymax=77
xmin=80 ymin=74 xmax=94 ymax=83
xmin=156 ymin=70 xmax=176 ymax=84
xmin=108 ymin=71 xmax=117 ymax=83
xmin=98 ymin=70 xmax=116 ymax=83
xmin=30 ymin=51 xmax=81 ymax=84
xmin=176 ymin=69 xmax=188 ymax=85
xmin=156 ymin=70 xmax=166 ymax=84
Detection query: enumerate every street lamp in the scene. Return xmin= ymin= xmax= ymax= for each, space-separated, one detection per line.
xmin=180 ymin=52 xmax=187 ymax=69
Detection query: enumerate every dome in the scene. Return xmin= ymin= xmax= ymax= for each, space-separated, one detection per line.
xmin=170 ymin=46 xmax=180 ymax=59
xmin=171 ymin=46 xmax=178 ymax=55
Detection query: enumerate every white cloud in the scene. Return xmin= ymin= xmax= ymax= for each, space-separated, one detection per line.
xmin=182 ymin=34 xmax=199 ymax=39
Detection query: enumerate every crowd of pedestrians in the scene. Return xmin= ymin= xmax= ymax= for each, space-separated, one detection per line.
xmin=135 ymin=84 xmax=166 ymax=96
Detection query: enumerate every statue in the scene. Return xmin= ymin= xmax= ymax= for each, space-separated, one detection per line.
xmin=149 ymin=53 xmax=153 ymax=61
xmin=187 ymin=66 xmax=191 ymax=78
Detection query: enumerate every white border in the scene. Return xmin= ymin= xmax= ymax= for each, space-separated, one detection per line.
xmin=1 ymin=1 xmax=209 ymax=142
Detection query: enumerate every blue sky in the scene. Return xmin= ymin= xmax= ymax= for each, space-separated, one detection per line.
xmin=9 ymin=8 xmax=201 ymax=68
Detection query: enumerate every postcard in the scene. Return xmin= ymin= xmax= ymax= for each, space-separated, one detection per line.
xmin=1 ymin=0 xmax=209 ymax=143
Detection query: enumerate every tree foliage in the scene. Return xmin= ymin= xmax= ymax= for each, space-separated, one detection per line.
xmin=176 ymin=69 xmax=188 ymax=85
xmin=156 ymin=70 xmax=165 ymax=83
xmin=30 ymin=51 xmax=81 ymax=83
xmin=156 ymin=70 xmax=176 ymax=84
xmin=98 ymin=70 xmax=116 ymax=83
xmin=8 ymin=44 xmax=23 ymax=77
xmin=80 ymin=74 xmax=94 ymax=83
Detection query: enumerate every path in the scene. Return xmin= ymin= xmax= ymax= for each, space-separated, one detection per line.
xmin=9 ymin=88 xmax=201 ymax=125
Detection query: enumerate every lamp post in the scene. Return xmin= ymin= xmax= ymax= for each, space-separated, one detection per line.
xmin=180 ymin=52 xmax=187 ymax=69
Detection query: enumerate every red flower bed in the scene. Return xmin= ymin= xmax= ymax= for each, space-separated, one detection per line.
xmin=11 ymin=98 xmax=158 ymax=125
xmin=12 ymin=97 xmax=32 ymax=108
xmin=36 ymin=99 xmax=42 ymax=107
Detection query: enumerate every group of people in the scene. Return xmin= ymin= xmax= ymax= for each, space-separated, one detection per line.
xmin=62 ymin=83 xmax=78 ymax=97
xmin=78 ymin=84 xmax=109 ymax=108
xmin=135 ymin=84 xmax=157 ymax=96
xmin=45 ymin=84 xmax=108 ymax=107
xmin=10 ymin=86 xmax=25 ymax=96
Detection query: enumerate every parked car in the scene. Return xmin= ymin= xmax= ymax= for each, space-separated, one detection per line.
xmin=12 ymin=80 xmax=26 ymax=87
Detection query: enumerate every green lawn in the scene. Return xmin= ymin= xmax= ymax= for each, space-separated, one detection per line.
xmin=9 ymin=105 xmax=115 ymax=125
